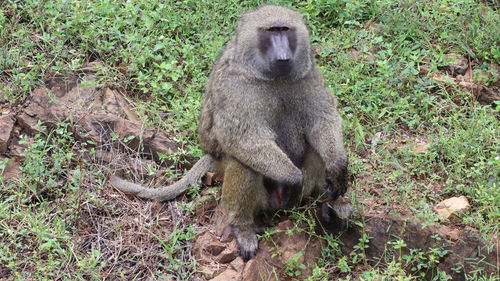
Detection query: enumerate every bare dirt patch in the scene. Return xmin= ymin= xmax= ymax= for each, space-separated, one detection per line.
xmin=424 ymin=53 xmax=500 ymax=107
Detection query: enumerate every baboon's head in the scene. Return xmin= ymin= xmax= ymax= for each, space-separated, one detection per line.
xmin=236 ymin=5 xmax=313 ymax=80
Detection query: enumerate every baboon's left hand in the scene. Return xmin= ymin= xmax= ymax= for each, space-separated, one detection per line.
xmin=324 ymin=156 xmax=349 ymax=200
xmin=320 ymin=197 xmax=352 ymax=234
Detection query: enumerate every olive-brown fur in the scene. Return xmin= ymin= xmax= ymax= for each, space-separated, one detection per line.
xmin=198 ymin=5 xmax=348 ymax=260
xmin=110 ymin=5 xmax=349 ymax=260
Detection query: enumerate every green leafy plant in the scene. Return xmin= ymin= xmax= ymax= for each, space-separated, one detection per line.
xmin=283 ymin=251 xmax=307 ymax=278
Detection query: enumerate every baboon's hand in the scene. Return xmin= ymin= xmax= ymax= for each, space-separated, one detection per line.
xmin=287 ymin=168 xmax=304 ymax=186
xmin=324 ymin=157 xmax=349 ymax=200
xmin=320 ymin=198 xmax=352 ymax=234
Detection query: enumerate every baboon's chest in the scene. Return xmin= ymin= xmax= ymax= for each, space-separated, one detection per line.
xmin=273 ymin=112 xmax=307 ymax=166
xmin=263 ymin=83 xmax=308 ymax=166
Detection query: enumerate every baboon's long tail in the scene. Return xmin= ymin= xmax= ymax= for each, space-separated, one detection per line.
xmin=110 ymin=154 xmax=216 ymax=201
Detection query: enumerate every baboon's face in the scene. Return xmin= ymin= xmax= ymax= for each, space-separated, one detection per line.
xmin=236 ymin=5 xmax=312 ymax=80
xmin=258 ymin=26 xmax=297 ymax=77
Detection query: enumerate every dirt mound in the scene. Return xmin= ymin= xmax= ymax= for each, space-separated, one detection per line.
xmin=1 ymin=66 xmax=185 ymax=183
xmin=192 ymin=200 xmax=498 ymax=280
xmin=16 ymin=73 xmax=179 ymax=163
xmin=193 ymin=206 xmax=326 ymax=281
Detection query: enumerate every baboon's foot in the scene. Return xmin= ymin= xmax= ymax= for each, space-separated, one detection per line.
xmin=231 ymin=224 xmax=258 ymax=261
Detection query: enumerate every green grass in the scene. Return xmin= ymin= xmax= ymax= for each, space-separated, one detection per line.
xmin=1 ymin=0 xmax=499 ymax=279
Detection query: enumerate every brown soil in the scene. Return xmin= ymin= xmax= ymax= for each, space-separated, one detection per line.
xmin=0 ymin=58 xmax=498 ymax=280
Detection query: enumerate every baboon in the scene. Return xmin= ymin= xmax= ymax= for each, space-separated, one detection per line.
xmin=110 ymin=5 xmax=350 ymax=260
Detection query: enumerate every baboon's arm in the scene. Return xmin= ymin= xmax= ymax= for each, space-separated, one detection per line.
xmin=211 ymin=94 xmax=304 ymax=185
xmin=304 ymin=88 xmax=346 ymax=166
xmin=306 ymin=114 xmax=346 ymax=165
xmin=223 ymin=138 xmax=303 ymax=186
xmin=306 ymin=111 xmax=348 ymax=199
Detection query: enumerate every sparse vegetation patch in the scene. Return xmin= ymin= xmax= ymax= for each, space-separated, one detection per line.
xmin=1 ymin=0 xmax=498 ymax=280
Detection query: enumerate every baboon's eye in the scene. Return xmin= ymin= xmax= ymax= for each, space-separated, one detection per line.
xmin=267 ymin=26 xmax=289 ymax=32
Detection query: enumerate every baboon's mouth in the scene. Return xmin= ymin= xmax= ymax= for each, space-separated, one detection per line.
xmin=271 ymin=62 xmax=292 ymax=76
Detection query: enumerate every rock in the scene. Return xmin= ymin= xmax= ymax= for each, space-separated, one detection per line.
xmin=194 ymin=193 xmax=218 ymax=224
xmin=230 ymin=257 xmax=245 ymax=271
xmin=440 ymin=53 xmax=469 ymax=76
xmin=429 ymin=72 xmax=500 ymax=106
xmin=207 ymin=213 xmax=325 ymax=280
xmin=193 ymin=231 xmax=225 ymax=261
xmin=349 ymin=48 xmax=375 ymax=62
xmin=349 ymin=48 xmax=359 ymax=60
xmin=213 ymin=220 xmax=325 ymax=281
xmin=204 ymin=207 xmax=497 ymax=281
xmin=457 ymin=80 xmax=481 ymax=92
xmin=242 ymin=257 xmax=277 ymax=281
xmin=193 ymin=229 xmax=239 ymax=279
xmin=16 ymin=74 xmax=180 ymax=165
xmin=436 ymin=225 xmax=460 ymax=241
xmin=210 ymin=268 xmax=241 ymax=281
xmin=455 ymin=67 xmax=500 ymax=105
xmin=0 ymin=114 xmax=15 ymax=153
xmin=216 ymin=240 xmax=238 ymax=264
xmin=434 ymin=196 xmax=470 ymax=220
xmin=206 ymin=241 xmax=225 ymax=256
xmin=431 ymin=73 xmax=456 ymax=85
xmin=202 ymin=198 xmax=495 ymax=281
xmin=477 ymin=87 xmax=500 ymax=105
xmin=277 ymin=222 xmax=308 ymax=262
xmin=271 ymin=220 xmax=324 ymax=278
xmin=80 ymin=61 xmax=104 ymax=73
xmin=0 ymin=157 xmax=21 ymax=180
xmin=8 ymin=137 xmax=31 ymax=159
xmin=212 ymin=205 xmax=233 ymax=243
xmin=199 ymin=264 xmax=227 ymax=280
xmin=219 ymin=226 xmax=233 ymax=243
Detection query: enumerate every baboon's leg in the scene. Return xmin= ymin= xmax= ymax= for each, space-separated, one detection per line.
xmin=221 ymin=157 xmax=267 ymax=260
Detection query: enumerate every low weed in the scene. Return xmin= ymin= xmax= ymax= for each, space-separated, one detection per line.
xmin=1 ymin=0 xmax=499 ymax=279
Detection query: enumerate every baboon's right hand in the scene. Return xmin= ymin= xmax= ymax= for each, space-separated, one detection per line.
xmin=284 ymin=167 xmax=303 ymax=187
